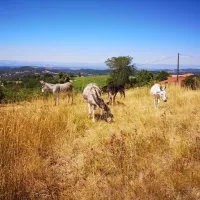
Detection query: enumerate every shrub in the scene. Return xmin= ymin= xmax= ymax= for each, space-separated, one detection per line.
xmin=184 ymin=77 xmax=196 ymax=90
xmin=136 ymin=70 xmax=154 ymax=86
xmin=0 ymin=86 xmax=5 ymax=103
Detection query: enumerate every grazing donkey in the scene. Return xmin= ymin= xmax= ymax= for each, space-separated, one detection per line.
xmin=102 ymin=83 xmax=125 ymax=105
xmin=40 ymin=81 xmax=73 ymax=105
xmin=150 ymin=84 xmax=167 ymax=109
xmin=83 ymin=83 xmax=113 ymax=122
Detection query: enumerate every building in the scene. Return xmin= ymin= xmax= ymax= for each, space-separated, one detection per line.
xmin=160 ymin=73 xmax=195 ymax=86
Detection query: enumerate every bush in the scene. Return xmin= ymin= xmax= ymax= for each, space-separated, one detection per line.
xmin=184 ymin=77 xmax=196 ymax=90
xmin=2 ymin=86 xmax=41 ymax=103
xmin=129 ymin=77 xmax=137 ymax=87
xmin=0 ymin=86 xmax=5 ymax=103
xmin=136 ymin=70 xmax=154 ymax=86
xmin=106 ymin=76 xmax=114 ymax=85
xmin=154 ymin=71 xmax=169 ymax=81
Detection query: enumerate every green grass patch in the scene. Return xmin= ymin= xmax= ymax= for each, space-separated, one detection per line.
xmin=72 ymin=75 xmax=109 ymax=91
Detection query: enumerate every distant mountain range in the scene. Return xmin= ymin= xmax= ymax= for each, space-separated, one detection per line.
xmin=1 ymin=65 xmax=200 ymax=82
xmin=0 ymin=60 xmax=200 ymax=70
xmin=0 ymin=60 xmax=108 ymax=70
xmin=136 ymin=64 xmax=200 ymax=70
xmin=0 ymin=66 xmax=110 ymax=81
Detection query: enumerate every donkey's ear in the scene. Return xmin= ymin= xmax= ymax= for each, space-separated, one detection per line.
xmin=163 ymin=83 xmax=167 ymax=90
xmin=160 ymin=86 xmax=163 ymax=91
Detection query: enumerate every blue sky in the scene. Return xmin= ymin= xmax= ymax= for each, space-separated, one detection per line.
xmin=0 ymin=0 xmax=200 ymax=67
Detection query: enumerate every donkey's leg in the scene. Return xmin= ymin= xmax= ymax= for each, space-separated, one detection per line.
xmin=54 ymin=97 xmax=58 ymax=106
xmin=154 ymin=96 xmax=158 ymax=109
xmin=88 ymin=103 xmax=92 ymax=118
xmin=67 ymin=94 xmax=70 ymax=104
xmin=111 ymin=95 xmax=115 ymax=105
xmin=156 ymin=98 xmax=158 ymax=109
xmin=92 ymin=105 xmax=97 ymax=122
xmin=122 ymin=90 xmax=125 ymax=98
xmin=113 ymin=94 xmax=116 ymax=105
xmin=54 ymin=94 xmax=58 ymax=106
xmin=120 ymin=91 xmax=122 ymax=98
xmin=153 ymin=96 xmax=156 ymax=109
xmin=66 ymin=94 xmax=69 ymax=104
xmin=56 ymin=94 xmax=59 ymax=106
xmin=109 ymin=93 xmax=113 ymax=105
xmin=107 ymin=92 xmax=110 ymax=104
xmin=100 ymin=108 xmax=103 ymax=115
xmin=71 ymin=92 xmax=73 ymax=104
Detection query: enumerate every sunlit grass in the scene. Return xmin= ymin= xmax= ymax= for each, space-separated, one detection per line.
xmin=1 ymin=85 xmax=200 ymax=199
xmin=72 ymin=75 xmax=108 ymax=91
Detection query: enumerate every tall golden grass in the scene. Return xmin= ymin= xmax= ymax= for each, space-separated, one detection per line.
xmin=1 ymin=85 xmax=200 ymax=199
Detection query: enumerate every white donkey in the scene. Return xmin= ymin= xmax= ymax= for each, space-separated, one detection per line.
xmin=150 ymin=84 xmax=167 ymax=109
xmin=83 ymin=83 xmax=113 ymax=122
xmin=40 ymin=81 xmax=73 ymax=105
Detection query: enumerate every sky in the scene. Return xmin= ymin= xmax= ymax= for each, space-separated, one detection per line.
xmin=0 ymin=0 xmax=200 ymax=67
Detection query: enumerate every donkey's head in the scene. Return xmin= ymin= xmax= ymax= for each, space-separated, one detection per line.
xmin=101 ymin=101 xmax=114 ymax=123
xmin=40 ymin=80 xmax=47 ymax=93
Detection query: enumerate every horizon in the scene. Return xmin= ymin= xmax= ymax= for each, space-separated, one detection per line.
xmin=1 ymin=0 xmax=200 ymax=65
xmin=1 ymin=59 xmax=200 ymax=70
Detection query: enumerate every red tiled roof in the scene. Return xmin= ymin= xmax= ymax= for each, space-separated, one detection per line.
xmin=160 ymin=73 xmax=194 ymax=85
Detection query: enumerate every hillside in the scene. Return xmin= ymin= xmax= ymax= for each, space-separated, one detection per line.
xmin=1 ymin=85 xmax=200 ymax=199
xmin=1 ymin=65 xmax=200 ymax=82
xmin=0 ymin=66 xmax=110 ymax=81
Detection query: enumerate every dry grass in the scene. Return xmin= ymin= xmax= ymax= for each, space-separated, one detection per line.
xmin=1 ymin=85 xmax=200 ymax=199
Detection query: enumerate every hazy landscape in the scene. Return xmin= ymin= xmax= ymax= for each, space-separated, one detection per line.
xmin=1 ymin=0 xmax=200 ymax=199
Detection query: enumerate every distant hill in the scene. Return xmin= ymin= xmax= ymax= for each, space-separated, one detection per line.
xmin=0 ymin=66 xmax=110 ymax=81
xmin=136 ymin=64 xmax=200 ymax=70
xmin=1 ymin=65 xmax=200 ymax=81
xmin=151 ymin=68 xmax=200 ymax=75
xmin=0 ymin=60 xmax=108 ymax=69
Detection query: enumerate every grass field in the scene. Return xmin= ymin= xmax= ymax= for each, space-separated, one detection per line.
xmin=72 ymin=75 xmax=109 ymax=91
xmin=1 ymin=85 xmax=200 ymax=199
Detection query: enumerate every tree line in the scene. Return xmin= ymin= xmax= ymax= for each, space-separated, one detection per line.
xmin=105 ymin=56 xmax=169 ymax=87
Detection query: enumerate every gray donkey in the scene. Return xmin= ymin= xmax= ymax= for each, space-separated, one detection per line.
xmin=83 ymin=83 xmax=113 ymax=122
xmin=40 ymin=80 xmax=73 ymax=105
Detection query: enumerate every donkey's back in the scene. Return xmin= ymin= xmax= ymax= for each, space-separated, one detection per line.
xmin=83 ymin=83 xmax=101 ymax=104
xmin=57 ymin=82 xmax=73 ymax=92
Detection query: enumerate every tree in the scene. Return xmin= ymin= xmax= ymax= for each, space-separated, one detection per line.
xmin=0 ymin=86 xmax=5 ymax=103
xmin=136 ymin=70 xmax=154 ymax=86
xmin=184 ymin=77 xmax=196 ymax=90
xmin=24 ymin=78 xmax=40 ymax=88
xmin=58 ymin=72 xmax=64 ymax=79
xmin=105 ymin=56 xmax=136 ymax=85
xmin=154 ymin=71 xmax=169 ymax=81
xmin=64 ymin=74 xmax=70 ymax=82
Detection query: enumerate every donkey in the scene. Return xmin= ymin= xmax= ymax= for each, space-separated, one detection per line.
xmin=103 ymin=83 xmax=125 ymax=105
xmin=40 ymin=81 xmax=73 ymax=105
xmin=150 ymin=83 xmax=167 ymax=109
xmin=83 ymin=83 xmax=113 ymax=122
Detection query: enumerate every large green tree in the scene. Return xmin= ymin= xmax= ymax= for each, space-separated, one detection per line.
xmin=136 ymin=69 xmax=154 ymax=86
xmin=105 ymin=56 xmax=136 ymax=85
xmin=154 ymin=71 xmax=169 ymax=81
